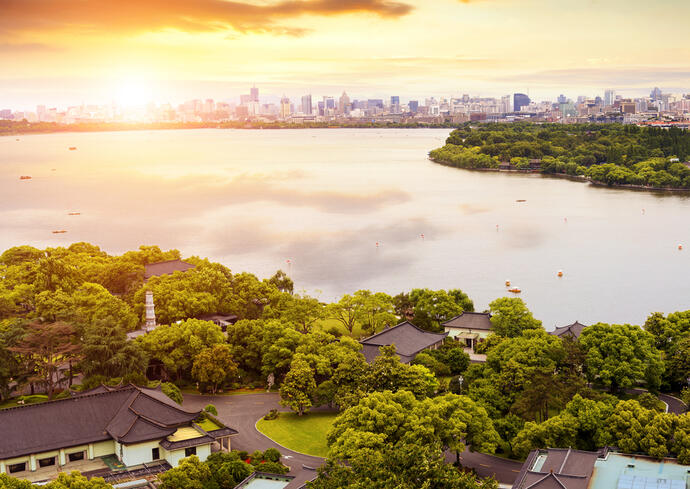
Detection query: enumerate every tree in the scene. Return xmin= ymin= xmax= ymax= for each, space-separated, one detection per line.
xmin=137 ymin=319 xmax=225 ymax=380
xmin=280 ymin=356 xmax=317 ymax=415
xmin=264 ymin=293 xmax=324 ymax=334
xmin=409 ymin=288 xmax=472 ymax=332
xmin=0 ymin=473 xmax=33 ymax=489
xmin=579 ymin=323 xmax=664 ymax=392
xmin=488 ymin=297 xmax=542 ymax=337
xmin=0 ymin=319 xmax=25 ymax=401
xmin=366 ymin=345 xmax=439 ymax=399
xmin=44 ymin=472 xmax=112 ymax=489
xmin=266 ymin=269 xmax=294 ymax=295
xmin=158 ymin=455 xmax=214 ymax=489
xmin=161 ymin=382 xmax=183 ymax=404
xmin=192 ymin=344 xmax=238 ymax=394
xmin=10 ymin=321 xmax=81 ymax=398
xmin=80 ymin=319 xmax=148 ymax=379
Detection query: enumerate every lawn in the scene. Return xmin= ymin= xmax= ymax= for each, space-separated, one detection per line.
xmin=256 ymin=411 xmax=338 ymax=457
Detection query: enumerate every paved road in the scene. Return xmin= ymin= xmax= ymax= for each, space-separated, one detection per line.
xmin=183 ymin=392 xmax=524 ymax=487
xmin=625 ymin=388 xmax=688 ymax=415
xmin=445 ymin=447 xmax=523 ymax=486
xmin=183 ymin=393 xmax=325 ymax=488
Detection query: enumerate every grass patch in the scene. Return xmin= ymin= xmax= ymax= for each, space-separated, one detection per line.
xmin=256 ymin=411 xmax=337 ymax=458
xmin=197 ymin=417 xmax=222 ymax=432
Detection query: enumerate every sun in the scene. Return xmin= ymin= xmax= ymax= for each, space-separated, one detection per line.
xmin=113 ymin=77 xmax=154 ymax=108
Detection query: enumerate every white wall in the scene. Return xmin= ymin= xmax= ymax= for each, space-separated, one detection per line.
xmin=121 ymin=440 xmax=161 ymax=467
xmin=93 ymin=440 xmax=116 ymax=458
xmin=164 ymin=443 xmax=211 ymax=467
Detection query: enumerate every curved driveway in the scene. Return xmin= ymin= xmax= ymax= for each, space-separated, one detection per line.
xmin=183 ymin=392 xmax=523 ymax=486
xmin=183 ymin=392 xmax=325 ymax=488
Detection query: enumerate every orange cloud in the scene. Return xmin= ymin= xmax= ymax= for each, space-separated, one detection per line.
xmin=0 ymin=0 xmax=414 ymax=37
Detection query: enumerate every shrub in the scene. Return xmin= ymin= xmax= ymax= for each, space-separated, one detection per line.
xmin=263 ymin=448 xmax=281 ymax=463
xmin=263 ymin=409 xmax=279 ymax=420
xmin=161 ymin=382 xmax=183 ymax=405
xmin=260 ymin=461 xmax=289 ymax=474
xmin=249 ymin=450 xmax=264 ymax=465
xmin=204 ymin=404 xmax=218 ymax=415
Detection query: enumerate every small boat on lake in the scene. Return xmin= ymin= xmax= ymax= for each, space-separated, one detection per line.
xmin=69 ymin=147 xmax=77 ymax=150
xmin=68 ymin=212 xmax=81 ymax=216
xmin=505 ymin=280 xmax=511 ymax=287
xmin=19 ymin=176 xmax=32 ymax=180
xmin=52 ymin=230 xmax=67 ymax=234
xmin=557 ymin=270 xmax=563 ymax=277
xmin=516 ymin=199 xmax=526 ymax=202
xmin=508 ymin=287 xmax=521 ymax=293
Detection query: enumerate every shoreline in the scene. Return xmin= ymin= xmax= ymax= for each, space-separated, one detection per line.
xmin=429 ymin=157 xmax=690 ymax=193
xmin=1 ymin=122 xmax=456 ymax=136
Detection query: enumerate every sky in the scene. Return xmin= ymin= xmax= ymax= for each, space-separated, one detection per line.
xmin=1 ymin=0 xmax=690 ymax=109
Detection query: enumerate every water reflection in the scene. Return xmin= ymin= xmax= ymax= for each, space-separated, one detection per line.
xmin=1 ymin=128 xmax=689 ymax=327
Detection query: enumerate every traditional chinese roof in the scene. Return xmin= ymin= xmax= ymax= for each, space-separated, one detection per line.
xmin=549 ymin=321 xmax=588 ymax=339
xmin=0 ymin=385 xmax=202 ymax=460
xmin=442 ymin=312 xmax=492 ymax=331
xmin=359 ymin=321 xmax=448 ymax=363
xmin=144 ymin=259 xmax=195 ymax=279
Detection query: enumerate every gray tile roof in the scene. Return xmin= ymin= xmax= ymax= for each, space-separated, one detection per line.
xmin=359 ymin=321 xmax=448 ymax=363
xmin=0 ymin=385 xmax=201 ymax=460
xmin=442 ymin=312 xmax=492 ymax=331
xmin=144 ymin=259 xmax=195 ymax=279
xmin=512 ymin=448 xmax=600 ymax=489
xmin=549 ymin=321 xmax=588 ymax=339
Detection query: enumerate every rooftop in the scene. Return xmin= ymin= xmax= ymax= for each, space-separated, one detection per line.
xmin=549 ymin=321 xmax=588 ymax=339
xmin=359 ymin=321 xmax=448 ymax=363
xmin=144 ymin=259 xmax=195 ymax=279
xmin=442 ymin=312 xmax=492 ymax=331
xmin=0 ymin=384 xmax=200 ymax=460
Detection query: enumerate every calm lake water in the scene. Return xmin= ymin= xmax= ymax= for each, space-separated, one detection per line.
xmin=2 ymin=128 xmax=689 ymax=328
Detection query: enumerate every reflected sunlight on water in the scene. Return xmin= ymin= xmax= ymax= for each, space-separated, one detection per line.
xmin=1 ymin=128 xmax=689 ymax=327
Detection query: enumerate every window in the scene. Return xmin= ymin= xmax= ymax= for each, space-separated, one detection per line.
xmin=68 ymin=451 xmax=85 ymax=462
xmin=184 ymin=446 xmax=197 ymax=457
xmin=151 ymin=448 xmax=160 ymax=460
xmin=8 ymin=462 xmax=26 ymax=473
xmin=38 ymin=457 xmax=56 ymax=468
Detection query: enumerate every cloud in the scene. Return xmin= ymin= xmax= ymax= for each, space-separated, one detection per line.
xmin=0 ymin=0 xmax=414 ymax=37
xmin=497 ymin=67 xmax=690 ymax=88
xmin=0 ymin=42 xmax=62 ymax=53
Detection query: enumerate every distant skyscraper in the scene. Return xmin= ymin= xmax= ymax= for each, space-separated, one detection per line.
xmin=390 ymin=95 xmax=400 ymax=113
xmin=338 ymin=92 xmax=350 ymax=114
xmin=557 ymin=94 xmax=567 ymax=104
xmin=513 ymin=93 xmax=530 ymax=112
xmin=301 ymin=94 xmax=312 ymax=115
xmin=408 ymin=100 xmax=419 ymax=113
xmin=604 ymin=89 xmax=615 ymax=106
xmin=280 ymin=96 xmax=291 ymax=119
xmin=250 ymin=86 xmax=259 ymax=103
xmin=650 ymin=87 xmax=662 ymax=101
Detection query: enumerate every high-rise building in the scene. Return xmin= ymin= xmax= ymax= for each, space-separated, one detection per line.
xmin=650 ymin=87 xmax=662 ymax=101
xmin=408 ymin=100 xmax=419 ymax=113
xmin=250 ymin=86 xmax=259 ymax=103
xmin=338 ymin=92 xmax=350 ymax=114
xmin=301 ymin=94 xmax=312 ymax=115
xmin=513 ymin=93 xmax=530 ymax=112
xmin=557 ymin=94 xmax=567 ymax=105
xmin=390 ymin=95 xmax=400 ymax=113
xmin=280 ymin=96 xmax=291 ymax=119
xmin=604 ymin=89 xmax=615 ymax=106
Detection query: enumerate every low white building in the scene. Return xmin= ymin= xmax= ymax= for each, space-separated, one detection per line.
xmin=0 ymin=384 xmax=236 ymax=482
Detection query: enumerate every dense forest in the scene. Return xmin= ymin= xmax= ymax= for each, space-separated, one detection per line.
xmin=429 ymin=122 xmax=690 ymax=189
xmin=1 ymin=243 xmax=689 ymax=489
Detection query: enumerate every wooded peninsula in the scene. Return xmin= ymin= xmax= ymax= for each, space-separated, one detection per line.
xmin=429 ymin=122 xmax=690 ymax=190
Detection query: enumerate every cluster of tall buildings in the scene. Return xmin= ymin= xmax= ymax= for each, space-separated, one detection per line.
xmin=2 ymin=86 xmax=689 ymax=125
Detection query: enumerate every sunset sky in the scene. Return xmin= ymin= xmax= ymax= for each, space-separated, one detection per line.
xmin=2 ymin=0 xmax=689 ymax=108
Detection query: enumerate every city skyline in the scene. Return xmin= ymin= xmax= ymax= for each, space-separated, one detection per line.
xmin=2 ymin=0 xmax=690 ymax=108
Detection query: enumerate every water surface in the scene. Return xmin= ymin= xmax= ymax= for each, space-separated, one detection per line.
xmin=2 ymin=128 xmax=689 ymax=328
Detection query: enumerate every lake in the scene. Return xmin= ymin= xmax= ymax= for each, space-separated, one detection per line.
xmin=2 ymin=128 xmax=689 ymax=328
